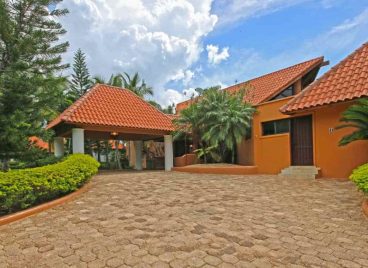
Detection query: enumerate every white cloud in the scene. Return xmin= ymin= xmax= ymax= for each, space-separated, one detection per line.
xmin=206 ymin=44 xmax=230 ymax=64
xmin=213 ymin=0 xmax=307 ymax=26
xmin=159 ymin=87 xmax=199 ymax=107
xmin=301 ymin=8 xmax=368 ymax=57
xmin=58 ymin=0 xmax=217 ymax=105
xmin=213 ymin=0 xmax=345 ymax=27
xmin=197 ymin=7 xmax=368 ymax=90
xmin=170 ymin=69 xmax=195 ymax=86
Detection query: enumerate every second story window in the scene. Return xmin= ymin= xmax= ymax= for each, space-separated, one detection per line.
xmin=270 ymin=85 xmax=295 ymax=101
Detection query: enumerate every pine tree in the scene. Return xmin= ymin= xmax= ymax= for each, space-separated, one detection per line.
xmin=0 ymin=0 xmax=69 ymax=170
xmin=68 ymin=48 xmax=91 ymax=101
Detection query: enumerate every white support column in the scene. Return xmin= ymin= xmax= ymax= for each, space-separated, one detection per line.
xmin=53 ymin=137 xmax=64 ymax=157
xmin=164 ymin=135 xmax=173 ymax=171
xmin=72 ymin=128 xmax=85 ymax=154
xmin=134 ymin=140 xmax=143 ymax=171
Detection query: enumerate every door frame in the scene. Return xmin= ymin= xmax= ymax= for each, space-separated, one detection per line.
xmin=290 ymin=114 xmax=314 ymax=166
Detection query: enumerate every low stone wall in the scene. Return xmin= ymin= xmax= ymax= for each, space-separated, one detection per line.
xmin=174 ymin=154 xmax=197 ymax=167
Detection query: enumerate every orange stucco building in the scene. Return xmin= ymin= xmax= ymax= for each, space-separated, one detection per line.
xmin=175 ymin=42 xmax=368 ymax=178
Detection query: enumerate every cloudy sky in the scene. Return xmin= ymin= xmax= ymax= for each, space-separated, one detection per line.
xmin=58 ymin=0 xmax=368 ymax=107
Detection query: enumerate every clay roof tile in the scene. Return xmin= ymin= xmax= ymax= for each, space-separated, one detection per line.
xmin=281 ymin=42 xmax=368 ymax=113
xmin=47 ymin=84 xmax=174 ymax=132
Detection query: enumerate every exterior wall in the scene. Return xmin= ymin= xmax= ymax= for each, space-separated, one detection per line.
xmin=237 ymin=138 xmax=254 ymax=165
xmin=241 ymin=97 xmax=368 ymax=178
xmin=313 ymin=102 xmax=368 ymax=178
xmin=251 ymin=98 xmax=292 ymax=174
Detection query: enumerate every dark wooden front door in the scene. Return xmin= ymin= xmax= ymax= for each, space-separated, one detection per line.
xmin=291 ymin=115 xmax=313 ymax=165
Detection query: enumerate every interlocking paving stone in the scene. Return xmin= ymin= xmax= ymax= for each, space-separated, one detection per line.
xmin=0 ymin=171 xmax=367 ymax=267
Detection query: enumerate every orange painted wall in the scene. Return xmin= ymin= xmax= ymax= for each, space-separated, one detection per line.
xmin=238 ymin=97 xmax=368 ymax=178
xmin=251 ymin=98 xmax=292 ymax=174
xmin=237 ymin=138 xmax=254 ymax=165
xmin=313 ymin=102 xmax=368 ymax=178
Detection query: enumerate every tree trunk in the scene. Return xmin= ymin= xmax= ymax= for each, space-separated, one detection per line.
xmin=192 ymin=130 xmax=200 ymax=150
xmin=231 ymin=137 xmax=236 ymax=164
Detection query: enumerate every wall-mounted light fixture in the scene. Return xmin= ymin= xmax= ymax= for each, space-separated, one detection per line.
xmin=111 ymin=131 xmax=118 ymax=136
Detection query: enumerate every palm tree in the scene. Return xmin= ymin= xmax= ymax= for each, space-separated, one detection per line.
xmin=92 ymin=72 xmax=154 ymax=99
xmin=120 ymin=72 xmax=153 ymax=98
xmin=173 ymin=103 xmax=202 ymax=150
xmin=337 ymin=98 xmax=368 ymax=146
xmin=201 ymin=88 xmax=256 ymax=163
xmin=91 ymin=74 xmax=123 ymax=87
xmin=194 ymin=145 xmax=220 ymax=164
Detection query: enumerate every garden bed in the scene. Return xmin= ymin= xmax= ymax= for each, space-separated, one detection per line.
xmin=0 ymin=181 xmax=92 ymax=226
xmin=0 ymin=154 xmax=99 ymax=215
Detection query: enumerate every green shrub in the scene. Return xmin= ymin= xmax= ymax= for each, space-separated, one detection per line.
xmin=9 ymin=155 xmax=61 ymax=170
xmin=9 ymin=146 xmax=61 ymax=170
xmin=350 ymin=163 xmax=368 ymax=195
xmin=0 ymin=154 xmax=99 ymax=215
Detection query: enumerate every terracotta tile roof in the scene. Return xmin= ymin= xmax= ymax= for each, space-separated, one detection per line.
xmin=225 ymin=57 xmax=324 ymax=105
xmin=29 ymin=136 xmax=49 ymax=150
xmin=47 ymin=84 xmax=174 ymax=132
xmin=281 ymin=42 xmax=368 ymax=113
xmin=175 ymin=57 xmax=324 ymax=113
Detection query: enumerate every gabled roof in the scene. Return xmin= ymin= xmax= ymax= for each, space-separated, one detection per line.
xmin=281 ymin=42 xmax=368 ymax=113
xmin=225 ymin=57 xmax=324 ymax=105
xmin=175 ymin=57 xmax=324 ymax=112
xmin=47 ymin=84 xmax=174 ymax=132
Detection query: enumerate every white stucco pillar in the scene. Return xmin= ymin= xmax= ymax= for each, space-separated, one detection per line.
xmin=54 ymin=137 xmax=64 ymax=157
xmin=134 ymin=140 xmax=143 ymax=171
xmin=164 ymin=135 xmax=173 ymax=171
xmin=72 ymin=128 xmax=85 ymax=154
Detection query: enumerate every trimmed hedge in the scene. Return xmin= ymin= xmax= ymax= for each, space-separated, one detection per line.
xmin=350 ymin=163 xmax=368 ymax=195
xmin=0 ymin=154 xmax=99 ymax=215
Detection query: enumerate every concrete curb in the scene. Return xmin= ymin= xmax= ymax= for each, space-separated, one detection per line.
xmin=0 ymin=181 xmax=92 ymax=226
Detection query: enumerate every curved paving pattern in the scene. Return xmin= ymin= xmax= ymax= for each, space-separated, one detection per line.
xmin=1 ymin=172 xmax=367 ymax=267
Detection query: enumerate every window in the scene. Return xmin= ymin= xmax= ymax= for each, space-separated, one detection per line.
xmin=262 ymin=119 xmax=290 ymax=136
xmin=270 ymin=85 xmax=295 ymax=100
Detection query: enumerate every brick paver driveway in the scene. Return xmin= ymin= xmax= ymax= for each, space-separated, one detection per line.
xmin=1 ymin=172 xmax=367 ymax=268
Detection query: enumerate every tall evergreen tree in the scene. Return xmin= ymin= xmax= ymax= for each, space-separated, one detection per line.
xmin=68 ymin=48 xmax=91 ymax=102
xmin=0 ymin=0 xmax=69 ymax=170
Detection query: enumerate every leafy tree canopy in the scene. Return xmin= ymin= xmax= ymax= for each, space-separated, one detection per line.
xmin=174 ymin=86 xmax=256 ymax=163
xmin=67 ymin=48 xmax=91 ymax=103
xmin=0 ymin=0 xmax=69 ymax=170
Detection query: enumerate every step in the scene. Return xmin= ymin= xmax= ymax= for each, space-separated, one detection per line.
xmin=281 ymin=169 xmax=319 ymax=175
xmin=279 ymin=166 xmax=320 ymax=179
xmin=279 ymin=173 xmax=317 ymax=180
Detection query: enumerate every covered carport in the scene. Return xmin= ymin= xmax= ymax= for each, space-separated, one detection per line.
xmin=47 ymin=84 xmax=175 ymax=171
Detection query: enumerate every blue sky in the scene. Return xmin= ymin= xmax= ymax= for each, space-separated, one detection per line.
xmin=58 ymin=0 xmax=368 ymax=106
